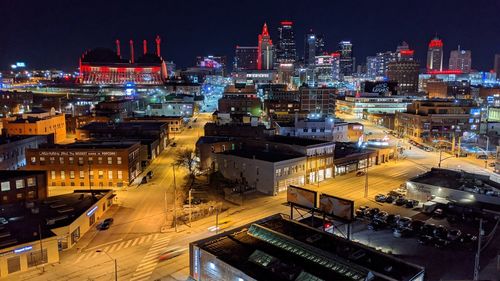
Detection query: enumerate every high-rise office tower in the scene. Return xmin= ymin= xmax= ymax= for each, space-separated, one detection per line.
xmin=426 ymin=36 xmax=443 ymax=72
xmin=315 ymin=34 xmax=325 ymax=55
xmin=304 ymin=31 xmax=317 ymax=67
xmin=338 ymin=40 xmax=354 ymax=77
xmin=366 ymin=56 xmax=379 ymax=79
xmin=234 ymin=46 xmax=259 ymax=70
xmin=314 ymin=53 xmax=340 ymax=84
xmin=257 ymin=23 xmax=274 ymax=70
xmin=387 ymin=42 xmax=419 ymax=94
xmin=494 ymin=54 xmax=500 ymax=76
xmin=449 ymin=46 xmax=472 ymax=73
xmin=276 ymin=21 xmax=296 ymax=64
xmin=375 ymin=51 xmax=397 ymax=77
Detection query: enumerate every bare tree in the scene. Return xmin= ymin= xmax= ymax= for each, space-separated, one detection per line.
xmin=175 ymin=148 xmax=197 ymax=178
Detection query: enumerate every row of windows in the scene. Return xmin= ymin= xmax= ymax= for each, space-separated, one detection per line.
xmin=51 ymin=181 xmax=124 ymax=187
xmin=2 ymin=191 xmax=36 ymax=202
xmin=31 ymin=156 xmax=122 ymax=165
xmin=1 ymin=177 xmax=36 ymax=192
xmin=275 ymin=164 xmax=306 ymax=177
xmin=50 ymin=170 xmax=123 ymax=180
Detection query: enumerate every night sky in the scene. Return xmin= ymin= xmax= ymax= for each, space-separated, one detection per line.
xmin=1 ymin=0 xmax=500 ymax=71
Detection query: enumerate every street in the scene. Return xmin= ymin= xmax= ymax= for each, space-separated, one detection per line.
xmin=10 ymin=113 xmax=497 ymax=281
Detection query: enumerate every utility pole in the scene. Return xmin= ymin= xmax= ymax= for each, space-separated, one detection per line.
xmin=39 ymin=224 xmax=45 ymax=272
xmin=364 ymin=155 xmax=369 ymax=198
xmin=438 ymin=148 xmax=443 ymax=168
xmin=215 ymin=204 xmax=219 ymax=234
xmin=473 ymin=218 xmax=483 ymax=281
xmin=172 ymin=165 xmax=177 ymax=232
xmin=188 ymin=189 xmax=192 ymax=227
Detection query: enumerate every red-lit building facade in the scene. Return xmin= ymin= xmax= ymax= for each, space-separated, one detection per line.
xmin=78 ymin=36 xmax=168 ymax=86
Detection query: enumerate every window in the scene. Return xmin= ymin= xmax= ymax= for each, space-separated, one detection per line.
xmin=108 ymin=171 xmax=113 ymax=180
xmin=79 ymin=171 xmax=85 ymax=179
xmin=107 ymin=157 xmax=112 ymax=165
xmin=28 ymin=249 xmax=48 ymax=268
xmin=69 ymin=157 xmax=74 ymax=164
xmin=1 ymin=181 xmax=10 ymax=191
xmin=284 ymin=167 xmax=290 ymax=175
xmin=98 ymin=157 xmax=103 ymax=164
xmin=98 ymin=170 xmax=104 ymax=179
xmin=70 ymin=171 xmax=75 ymax=179
xmin=117 ymin=171 xmax=123 ymax=180
xmin=60 ymin=171 xmax=65 ymax=180
xmin=89 ymin=170 xmax=94 ymax=180
xmin=16 ymin=193 xmax=22 ymax=199
xmin=275 ymin=169 xmax=282 ymax=177
xmin=59 ymin=157 xmax=64 ymax=164
xmin=26 ymin=178 xmax=36 ymax=187
xmin=51 ymin=171 xmax=56 ymax=180
xmin=39 ymin=157 xmax=45 ymax=164
xmin=30 ymin=157 xmax=36 ymax=165
xmin=88 ymin=157 xmax=93 ymax=165
xmin=49 ymin=157 xmax=55 ymax=164
xmin=117 ymin=157 xmax=122 ymax=164
xmin=15 ymin=179 xmax=24 ymax=189
xmin=78 ymin=157 xmax=84 ymax=165
xmin=7 ymin=256 xmax=21 ymax=274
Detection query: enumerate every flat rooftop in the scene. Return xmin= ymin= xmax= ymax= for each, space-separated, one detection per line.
xmin=409 ymin=168 xmax=500 ymax=196
xmin=265 ymin=135 xmax=333 ymax=147
xmin=193 ymin=214 xmax=424 ymax=281
xmin=37 ymin=141 xmax=139 ymax=150
xmin=0 ymin=170 xmax=46 ymax=182
xmin=79 ymin=121 xmax=167 ymax=131
xmin=220 ymin=149 xmax=304 ymax=162
xmin=0 ymin=135 xmax=45 ymax=145
xmin=0 ymin=190 xmax=112 ymax=250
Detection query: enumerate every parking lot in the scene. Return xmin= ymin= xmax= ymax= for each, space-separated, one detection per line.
xmin=348 ymin=196 xmax=499 ymax=281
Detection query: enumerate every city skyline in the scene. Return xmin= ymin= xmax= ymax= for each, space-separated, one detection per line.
xmin=2 ymin=0 xmax=500 ymax=71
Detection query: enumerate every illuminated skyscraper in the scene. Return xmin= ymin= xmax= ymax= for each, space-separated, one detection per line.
xmin=449 ymin=46 xmax=472 ymax=73
xmin=426 ymin=36 xmax=443 ymax=72
xmin=304 ymin=31 xmax=317 ymax=67
xmin=387 ymin=42 xmax=419 ymax=94
xmin=338 ymin=40 xmax=354 ymax=77
xmin=276 ymin=21 xmax=296 ymax=64
xmin=257 ymin=23 xmax=274 ymax=70
xmin=234 ymin=46 xmax=258 ymax=70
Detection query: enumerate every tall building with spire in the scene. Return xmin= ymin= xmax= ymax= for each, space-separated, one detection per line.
xmin=258 ymin=23 xmax=274 ymax=70
xmin=427 ymin=36 xmax=444 ymax=72
xmin=276 ymin=21 xmax=296 ymax=64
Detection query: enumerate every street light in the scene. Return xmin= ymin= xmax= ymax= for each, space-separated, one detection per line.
xmin=95 ymin=250 xmax=117 ymax=281
xmin=433 ymin=139 xmax=457 ymax=168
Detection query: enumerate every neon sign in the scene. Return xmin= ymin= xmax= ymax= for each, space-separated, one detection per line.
xmin=86 ymin=206 xmax=98 ymax=217
xmin=14 ymin=246 xmax=33 ymax=254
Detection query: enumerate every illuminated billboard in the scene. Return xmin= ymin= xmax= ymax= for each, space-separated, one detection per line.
xmin=319 ymin=194 xmax=354 ymax=221
xmin=287 ymin=185 xmax=317 ymax=209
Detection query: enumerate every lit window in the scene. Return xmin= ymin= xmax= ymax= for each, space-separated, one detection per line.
xmin=98 ymin=170 xmax=104 ymax=179
xmin=51 ymin=171 xmax=56 ymax=180
xmin=27 ymin=177 xmax=36 ymax=187
xmin=107 ymin=157 xmax=112 ymax=165
xmin=117 ymin=171 xmax=123 ymax=180
xmin=1 ymin=181 xmax=10 ymax=191
xmin=70 ymin=171 xmax=75 ymax=179
xmin=60 ymin=171 xmax=65 ymax=180
xmin=80 ymin=171 xmax=85 ymax=179
xmin=117 ymin=157 xmax=122 ymax=164
xmin=15 ymin=179 xmax=24 ymax=189
xmin=108 ymin=171 xmax=113 ymax=180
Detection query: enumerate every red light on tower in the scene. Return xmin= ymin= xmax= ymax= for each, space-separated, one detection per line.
xmin=429 ymin=39 xmax=443 ymax=48
xmin=143 ymin=40 xmax=147 ymax=55
xmin=400 ymin=50 xmax=414 ymax=56
xmin=155 ymin=35 xmax=161 ymax=56
xmin=280 ymin=21 xmax=293 ymax=26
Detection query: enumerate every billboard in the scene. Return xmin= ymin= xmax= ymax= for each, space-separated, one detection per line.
xmin=287 ymin=185 xmax=317 ymax=209
xmin=319 ymin=194 xmax=354 ymax=221
xmin=363 ymin=81 xmax=397 ymax=95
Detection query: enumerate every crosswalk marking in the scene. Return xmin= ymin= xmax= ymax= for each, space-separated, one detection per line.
xmin=129 ymin=236 xmax=171 ymax=281
xmin=73 ymin=234 xmax=159 ymax=264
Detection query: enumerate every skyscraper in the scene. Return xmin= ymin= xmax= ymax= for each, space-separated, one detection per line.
xmin=304 ymin=31 xmax=316 ymax=67
xmin=427 ymin=36 xmax=443 ymax=72
xmin=387 ymin=42 xmax=419 ymax=94
xmin=234 ymin=46 xmax=258 ymax=70
xmin=257 ymin=23 xmax=274 ymax=70
xmin=449 ymin=46 xmax=471 ymax=73
xmin=366 ymin=56 xmax=379 ymax=79
xmin=276 ymin=21 xmax=296 ymax=64
xmin=494 ymin=54 xmax=500 ymax=76
xmin=314 ymin=53 xmax=340 ymax=85
xmin=315 ymin=34 xmax=325 ymax=55
xmin=338 ymin=40 xmax=354 ymax=77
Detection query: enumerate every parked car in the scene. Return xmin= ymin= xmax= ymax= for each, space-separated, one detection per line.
xmin=397 ymin=217 xmax=412 ymax=228
xmin=386 ymin=214 xmax=401 ymax=227
xmin=476 ymin=154 xmax=488 ymax=160
xmin=385 ymin=195 xmax=396 ymax=204
xmin=409 ymin=220 xmax=425 ymax=233
xmin=434 ymin=238 xmax=450 ymax=248
xmin=367 ymin=220 xmax=385 ymax=231
xmin=488 ymin=162 xmax=495 ymax=167
xmin=98 ymin=218 xmax=114 ymax=230
xmin=394 ymin=197 xmax=408 ymax=206
xmin=405 ymin=199 xmax=419 ymax=208
xmin=355 ymin=206 xmax=371 ymax=218
xmin=418 ymin=235 xmax=433 ymax=245
xmin=393 ymin=188 xmax=407 ymax=195
xmin=146 ymin=171 xmax=154 ymax=179
xmin=433 ymin=208 xmax=445 ymax=218
xmin=375 ymin=194 xmax=387 ymax=202
xmin=433 ymin=225 xmax=448 ymax=239
xmin=420 ymin=224 xmax=437 ymax=236
xmin=356 ymin=171 xmax=366 ymax=177
xmin=393 ymin=227 xmax=412 ymax=238
xmin=447 ymin=229 xmax=462 ymax=242
xmin=460 ymin=233 xmax=478 ymax=244
xmin=367 ymin=208 xmax=380 ymax=218
xmin=374 ymin=211 xmax=389 ymax=222
xmin=387 ymin=191 xmax=405 ymax=197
